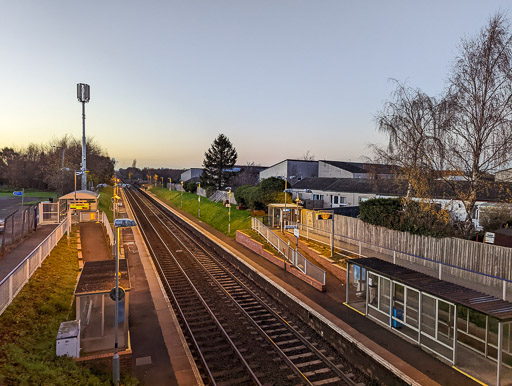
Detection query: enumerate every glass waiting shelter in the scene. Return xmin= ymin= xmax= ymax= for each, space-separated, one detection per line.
xmin=346 ymin=258 xmax=512 ymax=386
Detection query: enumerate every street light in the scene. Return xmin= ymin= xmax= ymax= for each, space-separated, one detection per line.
xmin=180 ymin=181 xmax=184 ymax=208
xmin=112 ymin=218 xmax=137 ymax=385
xmin=77 ymin=83 xmax=90 ymax=191
xmin=197 ymin=182 xmax=201 ymax=218
xmin=227 ymin=187 xmax=232 ymax=235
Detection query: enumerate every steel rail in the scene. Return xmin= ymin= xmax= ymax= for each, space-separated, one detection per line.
xmin=126 ymin=187 xmax=262 ymax=386
xmin=133 ymin=187 xmax=359 ymax=386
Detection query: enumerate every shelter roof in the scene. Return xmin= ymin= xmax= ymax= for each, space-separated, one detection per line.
xmin=75 ymin=260 xmax=130 ymax=295
xmin=59 ymin=190 xmax=99 ymax=200
xmin=351 ymin=257 xmax=512 ymax=321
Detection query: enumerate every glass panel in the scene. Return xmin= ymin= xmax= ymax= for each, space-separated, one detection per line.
xmin=405 ymin=288 xmax=419 ymax=329
xmin=368 ymin=273 xmax=379 ymax=308
xmin=392 ymin=283 xmax=404 ymax=329
xmin=437 ymin=300 xmax=454 ymax=347
xmin=379 ymin=277 xmax=391 ymax=315
xmin=422 ymin=294 xmax=436 ymax=338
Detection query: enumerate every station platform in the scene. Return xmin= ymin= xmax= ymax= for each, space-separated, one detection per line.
xmin=0 ymin=224 xmax=57 ymax=282
xmin=144 ymin=191 xmax=479 ymax=386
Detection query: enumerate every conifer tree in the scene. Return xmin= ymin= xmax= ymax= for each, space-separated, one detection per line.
xmin=202 ymin=134 xmax=238 ymax=190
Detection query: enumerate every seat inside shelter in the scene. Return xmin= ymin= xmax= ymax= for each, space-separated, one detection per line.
xmin=74 ymin=260 xmax=131 ymax=356
xmin=346 ymin=257 xmax=512 ymax=385
xmin=267 ymin=203 xmax=302 ymax=229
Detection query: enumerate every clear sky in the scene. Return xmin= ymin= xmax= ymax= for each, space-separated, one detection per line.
xmin=1 ymin=1 xmax=510 ymax=169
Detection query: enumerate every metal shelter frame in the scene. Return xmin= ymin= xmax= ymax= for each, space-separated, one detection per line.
xmin=346 ymin=258 xmax=512 ymax=385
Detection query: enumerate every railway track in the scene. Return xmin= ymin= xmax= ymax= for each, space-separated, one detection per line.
xmin=124 ymin=187 xmax=371 ymax=385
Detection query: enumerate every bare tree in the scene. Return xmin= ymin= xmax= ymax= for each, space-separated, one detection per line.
xmin=373 ymin=80 xmax=446 ymax=200
xmin=301 ymin=150 xmax=316 ymax=161
xmin=445 ymin=13 xmax=512 ymax=236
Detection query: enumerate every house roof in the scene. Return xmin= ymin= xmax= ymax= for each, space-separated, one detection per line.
xmin=263 ymin=159 xmax=318 ymax=170
xmin=291 ymin=177 xmax=512 ymax=202
xmin=320 ymin=160 xmax=398 ymax=175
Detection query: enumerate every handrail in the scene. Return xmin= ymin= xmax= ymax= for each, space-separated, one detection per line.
xmin=252 ymin=217 xmax=326 ymax=285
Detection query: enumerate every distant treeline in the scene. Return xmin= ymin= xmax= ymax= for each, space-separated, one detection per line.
xmin=0 ymin=135 xmax=114 ymax=193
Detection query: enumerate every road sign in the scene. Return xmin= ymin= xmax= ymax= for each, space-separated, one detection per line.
xmin=13 ymin=191 xmax=23 ymax=196
xmin=285 ymin=225 xmax=297 ymax=229
xmin=110 ymin=287 xmax=125 ymax=301
xmin=70 ymin=203 xmax=90 ymax=210
xmin=294 ymin=228 xmax=300 ymax=238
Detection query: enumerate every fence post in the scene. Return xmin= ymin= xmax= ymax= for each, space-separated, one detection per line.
xmin=503 ymin=281 xmax=507 ymax=301
xmin=359 ymin=241 xmax=362 ymax=256
xmin=8 ymin=275 xmax=13 ymax=303
xmin=438 ymin=263 xmax=442 ymax=280
xmin=393 ymin=250 xmax=396 ymax=265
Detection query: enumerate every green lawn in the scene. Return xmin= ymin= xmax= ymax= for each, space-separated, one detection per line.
xmin=0 ymin=190 xmax=58 ymax=199
xmin=150 ymin=187 xmax=252 ymax=238
xmin=98 ymin=186 xmax=114 ymax=222
xmin=0 ymin=228 xmax=137 ymax=385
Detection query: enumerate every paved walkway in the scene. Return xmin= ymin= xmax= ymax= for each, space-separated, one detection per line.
xmin=79 ymin=222 xmax=112 ymax=261
xmin=147 ymin=191 xmax=477 ymax=386
xmin=0 ymin=224 xmax=57 ymax=282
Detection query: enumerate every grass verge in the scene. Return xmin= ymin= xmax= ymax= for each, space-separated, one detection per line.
xmin=0 ymin=190 xmax=58 ymax=199
xmin=0 ymin=229 xmax=137 ymax=385
xmin=150 ymin=187 xmax=252 ymax=238
xmin=98 ymin=186 xmax=114 ymax=223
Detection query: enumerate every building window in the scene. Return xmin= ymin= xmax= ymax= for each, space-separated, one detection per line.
xmin=313 ymin=194 xmax=324 ymax=201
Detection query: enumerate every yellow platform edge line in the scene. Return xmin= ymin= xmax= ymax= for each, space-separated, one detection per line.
xmin=343 ymin=302 xmax=366 ymax=316
xmin=452 ymin=366 xmax=488 ymax=386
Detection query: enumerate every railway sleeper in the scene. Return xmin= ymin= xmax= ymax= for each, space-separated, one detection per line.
xmin=311 ymin=376 xmax=343 ymax=385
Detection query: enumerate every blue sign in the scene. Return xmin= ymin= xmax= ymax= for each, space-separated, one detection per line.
xmin=13 ymin=191 xmax=23 ymax=196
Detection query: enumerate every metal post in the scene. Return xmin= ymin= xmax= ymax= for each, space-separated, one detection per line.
xmin=345 ymin=262 xmax=350 ymax=303
xmin=418 ymin=292 xmax=422 ymax=344
xmin=228 ymin=188 xmax=231 ymax=235
xmin=453 ymin=305 xmax=458 ymax=365
xmin=81 ymin=102 xmax=87 ymax=190
xmin=113 ymin=226 xmax=120 ymax=385
xmin=331 ymin=217 xmax=334 ymax=257
xmin=497 ymin=322 xmax=503 ymax=386
xmin=365 ymin=269 xmax=369 ymax=316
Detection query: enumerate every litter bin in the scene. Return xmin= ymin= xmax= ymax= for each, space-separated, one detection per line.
xmin=392 ymin=307 xmax=403 ymax=328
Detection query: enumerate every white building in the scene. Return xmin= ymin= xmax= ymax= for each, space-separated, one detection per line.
xmin=180 ymin=168 xmax=203 ymax=182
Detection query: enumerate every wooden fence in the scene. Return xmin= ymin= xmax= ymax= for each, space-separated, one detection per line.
xmin=301 ymin=209 xmax=512 ymax=299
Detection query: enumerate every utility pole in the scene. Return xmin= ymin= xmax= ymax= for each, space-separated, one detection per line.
xmin=77 ymin=83 xmax=90 ymax=190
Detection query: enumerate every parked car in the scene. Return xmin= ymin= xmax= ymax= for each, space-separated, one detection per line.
xmin=0 ymin=218 xmax=4 ymax=233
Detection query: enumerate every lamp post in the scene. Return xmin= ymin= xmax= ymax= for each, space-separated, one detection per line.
xmin=76 ymin=83 xmax=90 ymax=191
xmin=113 ymin=218 xmax=137 ymax=385
xmin=180 ymin=181 xmax=184 ymax=208
xmin=197 ymin=182 xmax=201 ymax=218
xmin=227 ymin=187 xmax=232 ymax=235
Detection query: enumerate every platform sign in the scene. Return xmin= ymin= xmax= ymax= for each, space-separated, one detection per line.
xmin=110 ymin=287 xmax=125 ymax=301
xmin=13 ymin=191 xmax=23 ymax=196
xmin=294 ymin=228 xmax=300 ymax=238
xmin=70 ymin=203 xmax=89 ymax=210
xmin=317 ymin=212 xmax=333 ymax=220
xmin=485 ymin=232 xmax=495 ymax=244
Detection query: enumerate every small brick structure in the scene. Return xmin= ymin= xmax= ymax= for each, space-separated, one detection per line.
xmin=236 ymin=231 xmax=325 ymax=291
xmin=74 ymin=347 xmax=132 ymax=373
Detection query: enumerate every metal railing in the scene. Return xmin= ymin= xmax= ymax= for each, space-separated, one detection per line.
xmin=100 ymin=211 xmax=114 ymax=246
xmin=1 ymin=205 xmax=38 ymax=254
xmin=0 ymin=218 xmax=68 ymax=316
xmin=251 ymin=217 xmax=326 ymax=285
